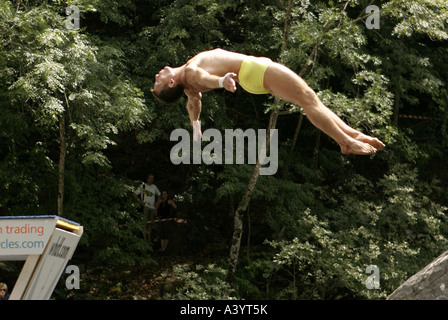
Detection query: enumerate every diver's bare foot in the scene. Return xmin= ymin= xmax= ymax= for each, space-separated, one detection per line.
xmin=355 ymin=133 xmax=385 ymax=151
xmin=340 ymin=139 xmax=377 ymax=155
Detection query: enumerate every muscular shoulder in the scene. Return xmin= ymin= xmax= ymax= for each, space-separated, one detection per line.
xmin=184 ymin=64 xmax=198 ymax=79
xmin=180 ymin=63 xmax=201 ymax=90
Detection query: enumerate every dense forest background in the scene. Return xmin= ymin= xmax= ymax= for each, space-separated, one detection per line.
xmin=1 ymin=0 xmax=447 ymax=300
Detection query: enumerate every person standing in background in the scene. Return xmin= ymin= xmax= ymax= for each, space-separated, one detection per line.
xmin=134 ymin=174 xmax=161 ymax=243
xmin=156 ymin=191 xmax=177 ymax=252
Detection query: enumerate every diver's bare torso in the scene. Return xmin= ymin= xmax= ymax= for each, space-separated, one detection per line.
xmin=181 ymin=49 xmax=246 ymax=93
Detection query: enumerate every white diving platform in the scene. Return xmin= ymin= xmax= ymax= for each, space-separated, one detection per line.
xmin=0 ymin=215 xmax=83 ymax=300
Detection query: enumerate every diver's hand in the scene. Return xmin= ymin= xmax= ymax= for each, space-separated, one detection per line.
xmin=220 ymin=73 xmax=238 ymax=93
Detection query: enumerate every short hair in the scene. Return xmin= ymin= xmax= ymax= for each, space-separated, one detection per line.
xmin=151 ymin=83 xmax=184 ymax=105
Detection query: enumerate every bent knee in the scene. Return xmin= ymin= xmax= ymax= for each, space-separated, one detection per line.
xmin=296 ymin=86 xmax=319 ymax=108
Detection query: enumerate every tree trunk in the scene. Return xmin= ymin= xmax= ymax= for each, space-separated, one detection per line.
xmin=225 ymin=162 xmax=260 ymax=283
xmin=290 ymin=113 xmax=304 ymax=152
xmin=226 ymin=0 xmax=293 ymax=284
xmin=226 ymin=112 xmax=279 ymax=283
xmin=57 ymin=113 xmax=66 ymax=216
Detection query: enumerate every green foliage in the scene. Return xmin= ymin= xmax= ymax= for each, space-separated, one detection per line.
xmin=0 ymin=0 xmax=148 ymax=266
xmin=232 ymin=163 xmax=447 ymax=300
xmin=162 ymin=264 xmax=238 ymax=300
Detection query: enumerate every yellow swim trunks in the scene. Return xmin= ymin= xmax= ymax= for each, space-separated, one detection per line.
xmin=238 ymin=57 xmax=272 ymax=94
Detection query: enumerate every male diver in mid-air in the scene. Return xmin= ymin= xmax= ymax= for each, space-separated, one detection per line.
xmin=152 ymin=48 xmax=385 ymax=155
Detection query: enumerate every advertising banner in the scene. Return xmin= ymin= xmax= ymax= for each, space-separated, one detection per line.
xmin=0 ymin=216 xmax=59 ymax=260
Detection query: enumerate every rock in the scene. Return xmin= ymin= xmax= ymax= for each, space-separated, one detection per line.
xmin=387 ymin=250 xmax=448 ymax=300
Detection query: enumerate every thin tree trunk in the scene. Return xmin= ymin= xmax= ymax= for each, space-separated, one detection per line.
xmin=290 ymin=113 xmax=304 ymax=152
xmin=280 ymin=0 xmax=294 ymax=54
xmin=226 ymin=0 xmax=294 ymax=285
xmin=57 ymin=112 xmax=66 ymax=216
xmin=226 ymin=112 xmax=279 ymax=283
xmin=226 ymin=162 xmax=260 ymax=283
xmin=58 ymin=92 xmax=70 ymax=217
